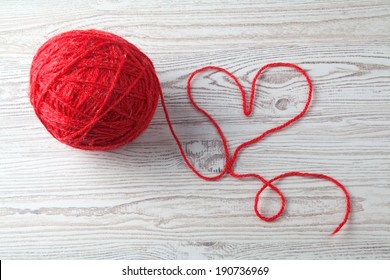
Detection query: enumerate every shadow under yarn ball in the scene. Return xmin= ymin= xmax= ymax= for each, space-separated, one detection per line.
xmin=29 ymin=29 xmax=160 ymax=151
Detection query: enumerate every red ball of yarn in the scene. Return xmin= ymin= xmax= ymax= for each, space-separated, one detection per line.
xmin=29 ymin=29 xmax=160 ymax=151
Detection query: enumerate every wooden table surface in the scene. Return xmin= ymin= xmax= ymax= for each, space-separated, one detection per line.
xmin=1 ymin=0 xmax=389 ymax=259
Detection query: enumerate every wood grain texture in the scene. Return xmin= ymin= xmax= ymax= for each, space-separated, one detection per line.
xmin=0 ymin=0 xmax=390 ymax=259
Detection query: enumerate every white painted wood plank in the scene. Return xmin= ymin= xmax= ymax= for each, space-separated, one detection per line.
xmin=0 ymin=0 xmax=389 ymax=259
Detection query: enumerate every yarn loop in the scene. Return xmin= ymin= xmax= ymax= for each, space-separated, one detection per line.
xmin=160 ymin=63 xmax=350 ymax=235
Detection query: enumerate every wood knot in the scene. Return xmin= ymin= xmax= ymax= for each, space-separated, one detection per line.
xmin=275 ymin=98 xmax=289 ymax=111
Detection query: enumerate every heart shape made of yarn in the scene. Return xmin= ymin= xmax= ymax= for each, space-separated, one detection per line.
xmin=161 ymin=62 xmax=350 ymax=235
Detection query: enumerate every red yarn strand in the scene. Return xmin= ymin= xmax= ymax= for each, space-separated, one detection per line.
xmin=159 ymin=62 xmax=350 ymax=235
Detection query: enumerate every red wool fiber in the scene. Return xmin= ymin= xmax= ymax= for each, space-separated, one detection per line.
xmin=160 ymin=63 xmax=350 ymax=235
xmin=29 ymin=29 xmax=160 ymax=150
xmin=29 ymin=29 xmax=350 ymax=234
